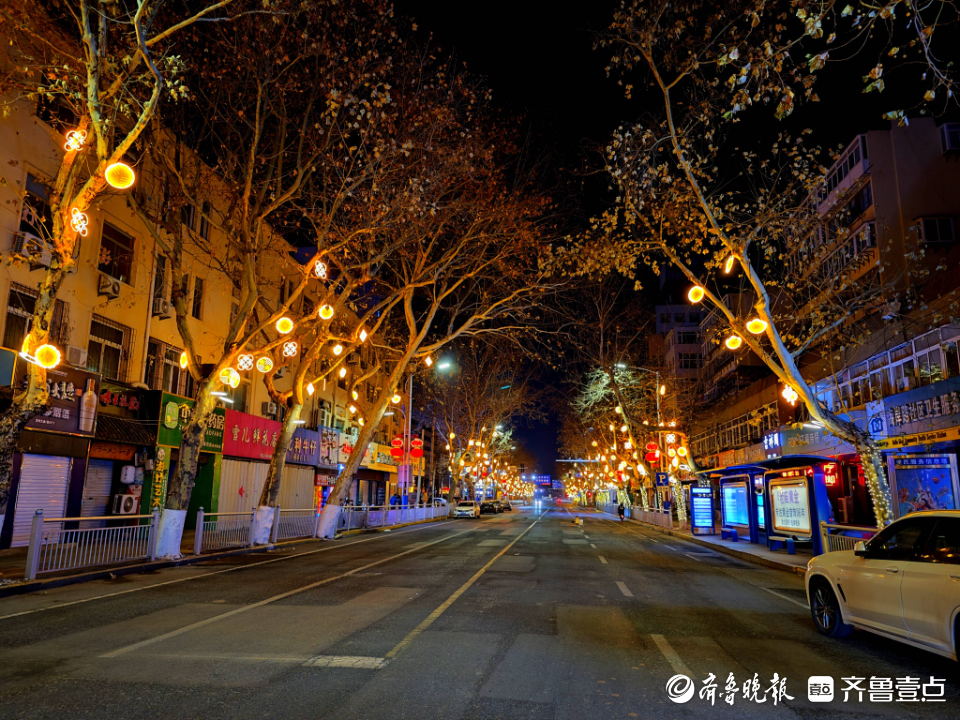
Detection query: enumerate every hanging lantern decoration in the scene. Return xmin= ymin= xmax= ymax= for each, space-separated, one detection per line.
xmin=339 ymin=366 xmax=347 ymax=378
xmin=782 ymin=385 xmax=800 ymax=406
xmin=724 ymin=255 xmax=736 ymax=273
xmin=644 ymin=451 xmax=659 ymax=463
xmin=333 ymin=344 xmax=343 ymax=356
xmin=276 ymin=317 xmax=294 ymax=334
xmin=614 ymin=405 xmax=622 ymax=414
xmin=667 ymin=447 xmax=677 ymax=458
xmin=725 ymin=335 xmax=743 ymax=350
xmin=358 ymin=417 xmax=365 ymax=427
xmin=307 ymin=382 xmax=315 ymax=396
xmin=645 ymin=441 xmax=659 ymax=451
xmin=237 ymin=354 xmax=254 ymax=371
xmin=620 ymin=424 xmax=628 ymax=433
xmin=104 ymin=162 xmax=136 ymax=190
xmin=410 ymin=436 xmax=424 ymax=459
xmin=746 ymin=318 xmax=768 ymax=334
xmin=671 ymin=457 xmax=680 ymax=469
xmin=348 ymin=404 xmax=357 ymax=414
xmin=351 ymin=390 xmax=358 ymax=400
xmin=180 ymin=351 xmax=189 ymax=369
xmin=64 ymin=130 xmax=86 ymax=152
xmin=219 ymin=367 xmax=240 ymax=388
xmin=283 ymin=340 xmax=299 ymax=357
xmin=665 ymin=433 xmax=677 ymax=444
xmin=677 ymin=446 xmax=688 ymax=457
xmin=424 ymin=356 xmax=433 ymax=367
xmin=256 ymin=356 xmax=274 ymax=373
xmin=70 ymin=207 xmax=89 ymax=236
xmin=314 ymin=260 xmax=328 ymax=279
xmin=391 ymin=394 xmax=401 ymax=404
xmin=33 ymin=344 xmax=61 ymax=369
xmin=391 ymin=436 xmax=404 ymax=458
xmin=358 ymin=329 xmax=368 ymax=342
xmin=318 ymin=305 xmax=335 ymax=320
xmin=687 ymin=286 xmax=705 ymax=303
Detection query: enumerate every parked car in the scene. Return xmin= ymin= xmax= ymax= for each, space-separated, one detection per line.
xmin=480 ymin=501 xmax=500 ymax=515
xmin=501 ymin=499 xmax=512 ymax=511
xmin=806 ymin=510 xmax=960 ymax=660
xmin=453 ymin=501 xmax=481 ymax=518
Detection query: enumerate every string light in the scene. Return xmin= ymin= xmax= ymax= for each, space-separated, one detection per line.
xmin=64 ymin=130 xmax=86 ymax=152
xmin=70 ymin=208 xmax=89 ymax=236
xmin=237 ymin=354 xmax=254 ymax=371
xmin=256 ymin=357 xmax=274 ymax=373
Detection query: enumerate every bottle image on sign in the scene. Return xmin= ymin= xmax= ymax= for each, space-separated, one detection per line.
xmin=79 ymin=378 xmax=97 ymax=433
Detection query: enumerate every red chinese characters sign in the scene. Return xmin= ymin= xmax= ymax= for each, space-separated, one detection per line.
xmin=223 ymin=410 xmax=282 ymax=460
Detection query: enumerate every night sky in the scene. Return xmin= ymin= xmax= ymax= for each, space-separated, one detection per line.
xmin=393 ymin=0 xmax=953 ymax=478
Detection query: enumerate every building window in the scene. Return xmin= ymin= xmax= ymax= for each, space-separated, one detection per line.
xmin=35 ymin=96 xmax=79 ymax=131
xmin=918 ymin=217 xmax=956 ymax=244
xmin=192 ymin=277 xmax=204 ymax=320
xmin=153 ymin=255 xmax=167 ymax=300
xmin=181 ymin=203 xmax=195 ymax=231
xmin=99 ymin=222 xmax=135 ymax=284
xmin=917 ymin=348 xmax=944 ymax=387
xmin=145 ymin=338 xmax=192 ymax=397
xmin=19 ymin=174 xmax=52 ymax=241
xmin=198 ymin=201 xmax=210 ymax=240
xmin=87 ymin=315 xmax=132 ymax=381
xmin=679 ymin=353 xmax=702 ymax=369
xmin=677 ymin=331 xmax=698 ymax=345
xmin=3 ymin=284 xmax=67 ymax=351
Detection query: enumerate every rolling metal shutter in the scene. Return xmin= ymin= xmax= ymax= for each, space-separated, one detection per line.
xmin=11 ymin=454 xmax=71 ymax=547
xmin=218 ymin=459 xmax=269 ymax=514
xmin=279 ymin=465 xmax=315 ymax=509
xmin=81 ymin=459 xmax=114 ymax=527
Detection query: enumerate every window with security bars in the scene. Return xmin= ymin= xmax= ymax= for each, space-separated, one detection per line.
xmin=192 ymin=277 xmax=204 ymax=320
xmin=145 ymin=338 xmax=193 ymax=397
xmin=87 ymin=315 xmax=133 ymax=381
xmin=3 ymin=283 xmax=68 ymax=352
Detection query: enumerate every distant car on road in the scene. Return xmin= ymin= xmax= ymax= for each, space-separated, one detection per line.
xmin=806 ymin=510 xmax=960 ymax=661
xmin=453 ymin=501 xmax=480 ymax=519
xmin=480 ymin=501 xmax=499 ymax=515
xmin=501 ymin=500 xmax=512 ymax=511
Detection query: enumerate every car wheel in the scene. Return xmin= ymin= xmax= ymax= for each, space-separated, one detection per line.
xmin=809 ymin=580 xmax=854 ymax=638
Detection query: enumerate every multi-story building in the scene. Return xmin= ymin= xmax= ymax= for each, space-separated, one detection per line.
xmin=663 ymin=327 xmax=702 ymax=380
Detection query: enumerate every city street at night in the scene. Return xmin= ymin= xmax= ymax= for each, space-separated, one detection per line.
xmin=0 ymin=507 xmax=954 ymax=719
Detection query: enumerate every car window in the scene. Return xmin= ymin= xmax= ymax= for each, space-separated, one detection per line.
xmin=457 ymin=502 xmax=473 ymax=507
xmin=920 ymin=518 xmax=960 ymax=565
xmin=867 ymin=517 xmax=936 ymax=561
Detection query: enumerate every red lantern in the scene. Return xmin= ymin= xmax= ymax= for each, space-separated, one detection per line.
xmin=390 ymin=436 xmax=404 ymax=458
xmin=410 ymin=436 xmax=424 ymax=459
xmin=644 ymin=450 xmax=660 ymax=463
xmin=645 ymin=441 xmax=659 ymax=451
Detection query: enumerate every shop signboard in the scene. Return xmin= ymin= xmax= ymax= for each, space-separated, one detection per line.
xmin=770 ymin=480 xmax=811 ymax=534
xmin=98 ymin=380 xmax=142 ymax=418
xmin=223 ymin=409 xmax=281 ymax=460
xmin=318 ymin=427 xmax=339 ymax=468
xmin=655 ymin=472 xmax=670 ymax=487
xmin=286 ymin=427 xmax=319 ymax=466
xmin=89 ymin=441 xmax=137 ymax=461
xmin=717 ymin=449 xmax=736 ymax=468
xmin=156 ymin=392 xmax=225 ymax=452
xmin=779 ymin=426 xmax=854 ymax=456
xmin=879 ymin=378 xmax=960 ymax=438
xmin=3 ymin=353 xmax=101 ymax=437
xmin=690 ymin=486 xmax=715 ymax=535
xmin=888 ymin=454 xmax=959 ymax=518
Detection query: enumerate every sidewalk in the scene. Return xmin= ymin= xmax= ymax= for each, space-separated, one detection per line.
xmin=595 ymin=510 xmax=809 ymax=574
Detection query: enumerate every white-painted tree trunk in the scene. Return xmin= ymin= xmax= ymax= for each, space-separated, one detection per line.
xmin=156 ymin=509 xmax=187 ymax=559
xmin=250 ymin=505 xmax=276 ymax=545
xmin=316 ymin=503 xmax=341 ymax=539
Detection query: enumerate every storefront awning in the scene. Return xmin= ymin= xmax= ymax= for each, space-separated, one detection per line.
xmin=95 ymin=414 xmax=157 ymax=446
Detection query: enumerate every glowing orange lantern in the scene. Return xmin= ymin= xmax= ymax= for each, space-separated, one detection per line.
xmin=104 ymin=162 xmax=135 ymax=190
xmin=276 ymin=317 xmax=294 ymax=334
xmin=256 ymin=357 xmax=274 ymax=373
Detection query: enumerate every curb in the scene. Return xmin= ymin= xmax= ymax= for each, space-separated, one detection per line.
xmin=0 ymin=515 xmax=452 ymax=599
xmin=595 ymin=510 xmax=807 ymax=575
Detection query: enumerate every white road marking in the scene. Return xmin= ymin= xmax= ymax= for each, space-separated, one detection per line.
xmin=101 ymin=526 xmax=476 ymax=658
xmin=598 ymin=556 xmax=608 ymax=564
xmin=590 ymin=543 xmax=597 ymax=549
xmin=0 ymin=522 xmax=455 ymax=622
xmin=683 ymin=553 xmax=702 ymax=562
xmin=650 ymin=634 xmax=693 ymax=677
xmin=304 ymin=655 xmax=388 ymax=669
xmin=615 ymin=581 xmax=633 ymax=597
xmin=759 ymin=586 xmax=808 ymax=609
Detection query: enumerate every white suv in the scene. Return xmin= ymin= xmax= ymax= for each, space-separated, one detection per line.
xmin=453 ymin=501 xmax=481 ymax=518
xmin=806 ymin=510 xmax=960 ymax=660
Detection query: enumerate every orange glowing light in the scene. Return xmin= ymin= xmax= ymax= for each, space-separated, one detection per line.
xmin=104 ymin=162 xmax=136 ymax=190
xmin=725 ymin=335 xmax=743 ymax=350
xmin=687 ymin=286 xmax=705 ymax=303
xmin=276 ymin=317 xmax=294 ymax=334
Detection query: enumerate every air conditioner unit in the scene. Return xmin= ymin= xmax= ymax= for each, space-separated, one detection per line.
xmin=262 ymin=401 xmax=278 ymax=416
xmin=98 ymin=274 xmax=121 ymax=299
xmin=273 ymin=367 xmax=287 ymax=379
xmin=11 ymin=231 xmax=53 ymax=268
xmin=113 ymin=494 xmax=139 ymax=515
xmin=151 ymin=296 xmax=174 ymax=319
xmin=65 ymin=345 xmax=87 ymax=367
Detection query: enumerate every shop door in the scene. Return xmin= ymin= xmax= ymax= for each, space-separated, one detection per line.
xmin=81 ymin=459 xmax=114 ymax=527
xmin=279 ymin=465 xmax=315 ymax=509
xmin=11 ymin=455 xmax=72 ymax=547
xmin=218 ymin=459 xmax=269 ymax=514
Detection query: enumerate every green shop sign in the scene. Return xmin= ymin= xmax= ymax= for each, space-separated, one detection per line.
xmin=156 ymin=392 xmax=225 ymax=453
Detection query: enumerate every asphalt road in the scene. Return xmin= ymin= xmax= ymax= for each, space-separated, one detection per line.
xmin=0 ymin=505 xmax=955 ymax=719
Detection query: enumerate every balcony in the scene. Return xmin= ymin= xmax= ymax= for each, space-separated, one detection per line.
xmin=817 ymin=135 xmax=869 ymax=214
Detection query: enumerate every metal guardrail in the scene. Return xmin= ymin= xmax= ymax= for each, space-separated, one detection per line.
xmin=194 ymin=509 xmax=255 ymax=554
xmin=25 ymin=509 xmax=158 ymax=580
xmin=598 ymin=503 xmax=673 ymax=529
xmin=819 ymin=521 xmax=877 ymax=553
xmin=273 ymin=508 xmax=316 ymax=541
xmin=337 ymin=503 xmax=446 ymax=532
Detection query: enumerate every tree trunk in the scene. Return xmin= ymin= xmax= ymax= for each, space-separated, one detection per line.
xmin=249 ymin=403 xmax=302 ymax=544
xmin=316 ymin=379 xmax=398 ymax=539
xmin=156 ymin=377 xmax=219 ymax=557
xmin=0 ymin=381 xmax=47 ymax=518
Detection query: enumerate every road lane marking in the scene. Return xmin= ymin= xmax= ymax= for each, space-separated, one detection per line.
xmin=384 ymin=513 xmax=544 ymax=660
xmin=598 ymin=556 xmax=608 ymax=564
xmin=683 ymin=553 xmax=702 ymax=562
xmin=615 ymin=581 xmax=633 ymax=597
xmin=759 ymin=586 xmax=808 ymax=609
xmin=0 ymin=521 xmax=456 ymax=622
xmin=304 ymin=655 xmax=387 ymax=669
xmin=590 ymin=543 xmax=597 ymax=549
xmin=650 ymin=634 xmax=693 ymax=677
xmin=100 ymin=526 xmax=477 ymax=658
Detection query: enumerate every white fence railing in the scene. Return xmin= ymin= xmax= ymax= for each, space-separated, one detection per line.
xmin=598 ymin=503 xmax=673 ymax=529
xmin=337 ymin=503 xmax=447 ymax=532
xmin=273 ymin=508 xmax=316 ymax=541
xmin=25 ymin=509 xmax=158 ymax=580
xmin=194 ymin=509 xmax=254 ymax=554
xmin=819 ymin=521 xmax=877 ymax=554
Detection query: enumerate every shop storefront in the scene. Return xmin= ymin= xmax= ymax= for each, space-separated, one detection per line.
xmin=139 ymin=391 xmax=224 ymax=529
xmin=0 ymin=350 xmax=100 ymax=548
xmin=314 ymin=427 xmax=340 ymax=511
xmin=281 ymin=427 xmax=321 ymax=510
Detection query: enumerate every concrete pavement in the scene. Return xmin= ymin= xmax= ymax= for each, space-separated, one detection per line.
xmin=0 ymin=506 xmax=955 ymax=719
